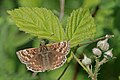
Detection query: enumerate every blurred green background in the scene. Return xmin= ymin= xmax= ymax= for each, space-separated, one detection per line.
xmin=0 ymin=0 xmax=120 ymax=80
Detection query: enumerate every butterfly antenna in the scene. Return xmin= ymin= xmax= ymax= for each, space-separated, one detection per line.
xmin=49 ymin=33 xmax=54 ymax=37
xmin=39 ymin=33 xmax=54 ymax=46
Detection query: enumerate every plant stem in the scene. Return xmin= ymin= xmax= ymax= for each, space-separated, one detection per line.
xmin=87 ymin=65 xmax=96 ymax=80
xmin=59 ymin=0 xmax=65 ymax=20
xmin=72 ymin=53 xmax=95 ymax=80
xmin=78 ymin=35 xmax=114 ymax=47
xmin=92 ymin=57 xmax=99 ymax=80
xmin=72 ymin=53 xmax=89 ymax=73
xmin=92 ymin=57 xmax=107 ymax=80
xmin=99 ymin=58 xmax=107 ymax=65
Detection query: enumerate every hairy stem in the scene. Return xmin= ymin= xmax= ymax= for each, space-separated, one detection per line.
xmin=92 ymin=57 xmax=100 ymax=80
xmin=72 ymin=53 xmax=89 ymax=73
xmin=92 ymin=57 xmax=107 ymax=80
xmin=99 ymin=58 xmax=107 ymax=65
xmin=86 ymin=65 xmax=94 ymax=79
xmin=78 ymin=35 xmax=114 ymax=47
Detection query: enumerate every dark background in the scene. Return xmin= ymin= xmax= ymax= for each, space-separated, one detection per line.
xmin=0 ymin=0 xmax=120 ymax=80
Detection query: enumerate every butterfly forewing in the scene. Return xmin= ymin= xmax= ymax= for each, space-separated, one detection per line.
xmin=47 ymin=41 xmax=70 ymax=55
xmin=16 ymin=48 xmax=39 ymax=64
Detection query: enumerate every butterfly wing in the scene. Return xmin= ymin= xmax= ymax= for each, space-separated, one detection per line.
xmin=16 ymin=48 xmax=45 ymax=72
xmin=47 ymin=50 xmax=67 ymax=70
xmin=26 ymin=53 xmax=45 ymax=72
xmin=16 ymin=48 xmax=39 ymax=64
xmin=47 ymin=41 xmax=70 ymax=70
xmin=47 ymin=41 xmax=70 ymax=55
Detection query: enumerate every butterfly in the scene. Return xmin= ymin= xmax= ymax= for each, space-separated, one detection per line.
xmin=16 ymin=41 xmax=70 ymax=72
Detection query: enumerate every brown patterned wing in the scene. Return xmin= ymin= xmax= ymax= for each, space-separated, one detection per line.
xmin=47 ymin=41 xmax=70 ymax=55
xmin=47 ymin=41 xmax=70 ymax=70
xmin=16 ymin=48 xmax=38 ymax=64
xmin=16 ymin=48 xmax=45 ymax=72
xmin=26 ymin=53 xmax=45 ymax=72
xmin=47 ymin=50 xmax=67 ymax=70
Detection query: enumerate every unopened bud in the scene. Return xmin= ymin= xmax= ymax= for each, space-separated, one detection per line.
xmin=97 ymin=39 xmax=109 ymax=51
xmin=82 ymin=55 xmax=91 ymax=65
xmin=92 ymin=48 xmax=102 ymax=57
xmin=104 ymin=49 xmax=113 ymax=59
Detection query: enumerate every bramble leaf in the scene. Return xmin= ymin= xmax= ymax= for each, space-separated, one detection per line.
xmin=7 ymin=7 xmax=65 ymax=42
xmin=66 ymin=8 xmax=96 ymax=47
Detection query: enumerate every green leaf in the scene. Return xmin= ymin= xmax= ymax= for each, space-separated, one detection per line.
xmin=66 ymin=8 xmax=96 ymax=47
xmin=7 ymin=7 xmax=65 ymax=42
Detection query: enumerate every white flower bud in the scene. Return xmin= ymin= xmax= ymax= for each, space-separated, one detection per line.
xmin=104 ymin=49 xmax=113 ymax=59
xmin=92 ymin=48 xmax=102 ymax=57
xmin=97 ymin=39 xmax=109 ymax=51
xmin=82 ymin=55 xmax=91 ymax=65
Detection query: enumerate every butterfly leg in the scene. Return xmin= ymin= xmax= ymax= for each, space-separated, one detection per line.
xmin=32 ymin=72 xmax=38 ymax=77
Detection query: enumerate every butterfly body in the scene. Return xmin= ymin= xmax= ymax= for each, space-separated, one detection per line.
xmin=16 ymin=41 xmax=70 ymax=72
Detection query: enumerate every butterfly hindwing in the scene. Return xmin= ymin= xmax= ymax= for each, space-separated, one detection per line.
xmin=26 ymin=53 xmax=45 ymax=72
xmin=17 ymin=48 xmax=46 ymax=72
xmin=47 ymin=50 xmax=66 ymax=70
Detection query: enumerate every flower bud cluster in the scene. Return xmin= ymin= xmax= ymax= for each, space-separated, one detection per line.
xmin=82 ymin=35 xmax=113 ymax=66
xmin=92 ymin=38 xmax=113 ymax=59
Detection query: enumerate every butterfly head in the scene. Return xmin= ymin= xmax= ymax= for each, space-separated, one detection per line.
xmin=39 ymin=45 xmax=48 ymax=52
